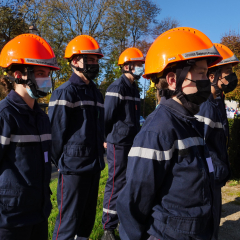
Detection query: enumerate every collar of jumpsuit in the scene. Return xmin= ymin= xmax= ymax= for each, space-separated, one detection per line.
xmin=122 ymin=73 xmax=137 ymax=89
xmin=160 ymin=96 xmax=197 ymax=120
xmin=69 ymin=72 xmax=97 ymax=88
xmin=6 ymin=90 xmax=42 ymax=114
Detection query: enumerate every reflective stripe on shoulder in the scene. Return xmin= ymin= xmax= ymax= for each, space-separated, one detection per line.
xmin=105 ymin=92 xmax=140 ymax=101
xmin=195 ymin=115 xmax=223 ymax=128
xmin=103 ymin=208 xmax=117 ymax=214
xmin=128 ymin=137 xmax=204 ymax=161
xmin=10 ymin=134 xmax=51 ymax=143
xmin=49 ymin=99 xmax=104 ymax=108
xmin=0 ymin=136 xmax=11 ymax=145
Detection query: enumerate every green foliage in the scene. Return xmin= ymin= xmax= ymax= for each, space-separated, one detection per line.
xmin=228 ymin=179 xmax=240 ymax=186
xmin=142 ymin=87 xmax=157 ymax=117
xmin=228 ymin=117 xmax=240 ymax=178
xmin=0 ymin=0 xmax=180 ymax=100
xmin=0 ymin=4 xmax=29 ymax=51
xmin=48 ymin=166 xmax=120 ymax=240
xmin=48 ymin=179 xmax=58 ymax=240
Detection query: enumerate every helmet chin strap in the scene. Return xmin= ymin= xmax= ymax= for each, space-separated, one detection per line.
xmin=158 ymin=60 xmax=203 ymax=115
xmin=70 ymin=55 xmax=87 ymax=73
xmin=159 ymin=60 xmax=195 ymax=98
xmin=210 ymin=67 xmax=222 ymax=97
xmin=122 ymin=63 xmax=140 ymax=80
xmin=14 ymin=66 xmax=47 ymax=98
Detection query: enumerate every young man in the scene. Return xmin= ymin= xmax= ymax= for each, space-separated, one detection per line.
xmin=0 ymin=34 xmax=59 ymax=240
xmin=101 ymin=47 xmax=144 ymax=240
xmin=210 ymin=43 xmax=239 ymax=144
xmin=195 ymin=43 xmax=240 ymax=240
xmin=116 ymin=27 xmax=223 ymax=240
xmin=49 ymin=35 xmax=105 ymax=240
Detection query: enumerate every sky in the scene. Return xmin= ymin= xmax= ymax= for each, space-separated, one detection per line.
xmin=155 ymin=0 xmax=240 ymax=44
xmin=140 ymin=0 xmax=240 ymax=97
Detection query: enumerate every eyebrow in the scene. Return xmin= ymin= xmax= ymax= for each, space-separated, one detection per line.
xmin=35 ymin=70 xmax=50 ymax=74
xmin=197 ymin=67 xmax=208 ymax=71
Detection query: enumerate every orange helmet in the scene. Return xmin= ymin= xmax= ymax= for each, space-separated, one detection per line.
xmin=143 ymin=27 xmax=222 ymax=79
xmin=118 ymin=47 xmax=145 ymax=65
xmin=210 ymin=43 xmax=240 ymax=68
xmin=0 ymin=34 xmax=59 ymax=70
xmin=64 ymin=35 xmax=103 ymax=59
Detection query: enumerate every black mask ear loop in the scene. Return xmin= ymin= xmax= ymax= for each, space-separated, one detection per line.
xmin=211 ymin=67 xmax=222 ymax=97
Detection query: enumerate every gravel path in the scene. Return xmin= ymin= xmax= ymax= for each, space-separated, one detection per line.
xmin=219 ymin=184 xmax=240 ymax=240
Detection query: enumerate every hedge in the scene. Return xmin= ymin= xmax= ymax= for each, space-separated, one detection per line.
xmin=228 ymin=117 xmax=240 ymax=178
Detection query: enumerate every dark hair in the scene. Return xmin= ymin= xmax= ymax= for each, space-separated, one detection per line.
xmin=7 ymin=64 xmax=27 ymax=75
xmin=0 ymin=65 xmax=28 ymax=96
xmin=207 ymin=66 xmax=218 ymax=77
xmin=0 ymin=76 xmax=15 ymax=97
xmin=156 ymin=78 xmax=168 ymax=89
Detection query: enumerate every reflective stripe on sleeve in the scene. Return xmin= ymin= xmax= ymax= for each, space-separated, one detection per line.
xmin=195 ymin=115 xmax=223 ymax=128
xmin=49 ymin=99 xmax=104 ymax=108
xmin=128 ymin=137 xmax=204 ymax=161
xmin=97 ymin=102 xmax=104 ymax=108
xmin=40 ymin=134 xmax=52 ymax=142
xmin=105 ymin=92 xmax=140 ymax=101
xmin=0 ymin=136 xmax=11 ymax=145
xmin=103 ymin=208 xmax=117 ymax=214
xmin=10 ymin=134 xmax=51 ymax=143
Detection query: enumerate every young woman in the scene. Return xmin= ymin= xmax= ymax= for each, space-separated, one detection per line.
xmin=0 ymin=33 xmax=59 ymax=240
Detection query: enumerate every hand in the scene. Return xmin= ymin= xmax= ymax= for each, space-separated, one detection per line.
xmin=103 ymin=142 xmax=107 ymax=148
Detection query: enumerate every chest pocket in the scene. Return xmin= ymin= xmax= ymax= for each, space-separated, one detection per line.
xmin=14 ymin=143 xmax=42 ymax=186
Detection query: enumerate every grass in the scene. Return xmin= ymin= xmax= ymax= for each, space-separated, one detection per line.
xmin=228 ymin=179 xmax=240 ymax=187
xmin=48 ymin=165 xmax=120 ymax=240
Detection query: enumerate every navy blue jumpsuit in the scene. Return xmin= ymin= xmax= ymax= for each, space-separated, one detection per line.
xmin=215 ymin=94 xmax=229 ymax=144
xmin=48 ymin=73 xmax=105 ymax=240
xmin=117 ymin=97 xmax=215 ymax=240
xmin=195 ymin=94 xmax=230 ymax=240
xmin=0 ymin=90 xmax=52 ymax=240
xmin=102 ymin=74 xmax=140 ymax=230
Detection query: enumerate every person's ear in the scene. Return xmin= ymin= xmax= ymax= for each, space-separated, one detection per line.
xmin=71 ymin=57 xmax=78 ymax=66
xmin=14 ymin=71 xmax=22 ymax=79
xmin=166 ymin=72 xmax=176 ymax=90
xmin=208 ymin=74 xmax=215 ymax=83
xmin=124 ymin=65 xmax=129 ymax=71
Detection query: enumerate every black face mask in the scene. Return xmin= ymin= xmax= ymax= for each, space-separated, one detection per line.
xmin=83 ymin=64 xmax=99 ymax=81
xmin=185 ymin=79 xmax=211 ymax=105
xmin=176 ymin=92 xmax=201 ymax=116
xmin=220 ymin=72 xmax=238 ymax=94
